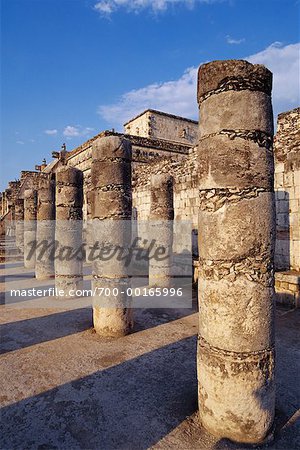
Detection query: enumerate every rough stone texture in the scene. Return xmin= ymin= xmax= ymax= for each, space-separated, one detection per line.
xmin=55 ymin=166 xmax=83 ymax=298
xmin=91 ymin=135 xmax=133 ymax=337
xmin=197 ymin=59 xmax=272 ymax=102
xmin=124 ymin=109 xmax=198 ymax=146
xmin=23 ymin=189 xmax=37 ymax=269
xmin=199 ymin=90 xmax=274 ymax=137
xmin=14 ymin=198 xmax=24 ymax=252
xmin=274 ymin=107 xmax=300 ymax=272
xmin=35 ymin=174 xmax=55 ymax=280
xmin=197 ymin=60 xmax=276 ymax=443
xmin=149 ymin=174 xmax=174 ymax=287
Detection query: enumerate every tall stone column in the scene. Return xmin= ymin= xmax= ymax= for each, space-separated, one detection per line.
xmin=197 ymin=60 xmax=275 ymax=443
xmin=149 ymin=174 xmax=174 ymax=287
xmin=55 ymin=166 xmax=83 ymax=298
xmin=35 ymin=174 xmax=55 ymax=280
xmin=91 ymin=135 xmax=132 ymax=337
xmin=15 ymin=198 xmax=24 ymax=252
xmin=24 ymin=189 xmax=37 ymax=269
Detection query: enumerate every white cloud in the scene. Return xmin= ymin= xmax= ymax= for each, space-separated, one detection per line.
xmin=94 ymin=0 xmax=216 ymax=15
xmin=98 ymin=41 xmax=300 ymax=129
xmin=16 ymin=140 xmax=24 ymax=145
xmin=98 ymin=67 xmax=198 ymax=129
xmin=63 ymin=126 xmax=80 ymax=137
xmin=247 ymin=42 xmax=300 ymax=117
xmin=44 ymin=129 xmax=58 ymax=135
xmin=226 ymin=35 xmax=245 ymax=45
xmin=63 ymin=125 xmax=95 ymax=138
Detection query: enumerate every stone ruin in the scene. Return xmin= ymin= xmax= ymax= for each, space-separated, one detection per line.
xmin=0 ymin=59 xmax=299 ymax=444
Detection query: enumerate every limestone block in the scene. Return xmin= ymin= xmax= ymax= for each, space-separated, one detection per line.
xmin=198 ymin=192 xmax=275 ymax=261
xmin=35 ymin=221 xmax=55 ymax=280
xmin=56 ymin=167 xmax=83 ymax=186
xmin=91 ymin=160 xmax=131 ymax=188
xmin=198 ymin=275 xmax=275 ymax=352
xmin=294 ymin=170 xmax=300 ymax=186
xmin=197 ymin=135 xmax=273 ymax=190
xmin=275 ymin=162 xmax=284 ymax=174
xmin=56 ymin=186 xmax=83 ymax=208
xmin=284 ymin=171 xmax=294 ymax=187
xmin=91 ymin=190 xmax=131 ymax=219
xmin=275 ymin=173 xmax=284 ymax=188
xmin=199 ymin=91 xmax=273 ymax=137
xmin=197 ymin=339 xmax=275 ymax=444
xmin=290 ymin=199 xmax=299 ymax=213
xmin=92 ymin=278 xmax=132 ymax=337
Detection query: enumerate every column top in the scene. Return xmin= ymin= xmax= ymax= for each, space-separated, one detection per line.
xmin=197 ymin=59 xmax=272 ymax=103
xmin=56 ymin=165 xmax=83 ymax=186
xmin=92 ymin=135 xmax=132 ymax=161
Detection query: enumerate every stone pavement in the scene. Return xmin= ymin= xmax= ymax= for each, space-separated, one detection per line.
xmin=0 ymin=261 xmax=299 ymax=449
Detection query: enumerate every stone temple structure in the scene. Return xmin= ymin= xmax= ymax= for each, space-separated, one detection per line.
xmin=0 ymin=60 xmax=299 ymax=445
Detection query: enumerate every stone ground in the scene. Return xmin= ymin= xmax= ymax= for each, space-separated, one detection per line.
xmin=0 ymin=259 xmax=299 ymax=450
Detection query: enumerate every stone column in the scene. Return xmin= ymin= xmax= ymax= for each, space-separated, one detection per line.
xmin=197 ymin=60 xmax=275 ymax=443
xmin=91 ymin=135 xmax=132 ymax=337
xmin=15 ymin=198 xmax=24 ymax=252
xmin=149 ymin=174 xmax=174 ymax=287
xmin=24 ymin=189 xmax=37 ymax=269
xmin=35 ymin=174 xmax=55 ymax=280
xmin=55 ymin=166 xmax=83 ymax=298
xmin=85 ymin=189 xmax=94 ymax=263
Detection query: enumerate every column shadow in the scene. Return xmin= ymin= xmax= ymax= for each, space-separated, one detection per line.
xmin=0 ymin=335 xmax=198 ymax=450
xmin=0 ymin=307 xmax=92 ymax=354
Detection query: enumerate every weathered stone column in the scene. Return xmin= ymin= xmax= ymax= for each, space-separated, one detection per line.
xmin=149 ymin=174 xmax=174 ymax=287
xmin=85 ymin=190 xmax=94 ymax=263
xmin=55 ymin=166 xmax=83 ymax=298
xmin=24 ymin=189 xmax=37 ymax=269
xmin=15 ymin=198 xmax=24 ymax=252
xmin=35 ymin=174 xmax=55 ymax=280
xmin=197 ymin=60 xmax=275 ymax=443
xmin=91 ymin=135 xmax=132 ymax=337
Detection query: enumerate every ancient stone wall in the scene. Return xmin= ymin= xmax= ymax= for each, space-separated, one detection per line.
xmin=124 ymin=109 xmax=198 ymax=146
xmin=274 ymin=107 xmax=300 ymax=271
xmin=133 ymin=150 xmax=200 ymax=254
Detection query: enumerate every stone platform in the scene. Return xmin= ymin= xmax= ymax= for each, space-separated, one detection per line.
xmin=0 ymin=260 xmax=299 ymax=449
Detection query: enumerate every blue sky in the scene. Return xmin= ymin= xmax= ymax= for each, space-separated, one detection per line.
xmin=1 ymin=0 xmax=299 ymax=191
